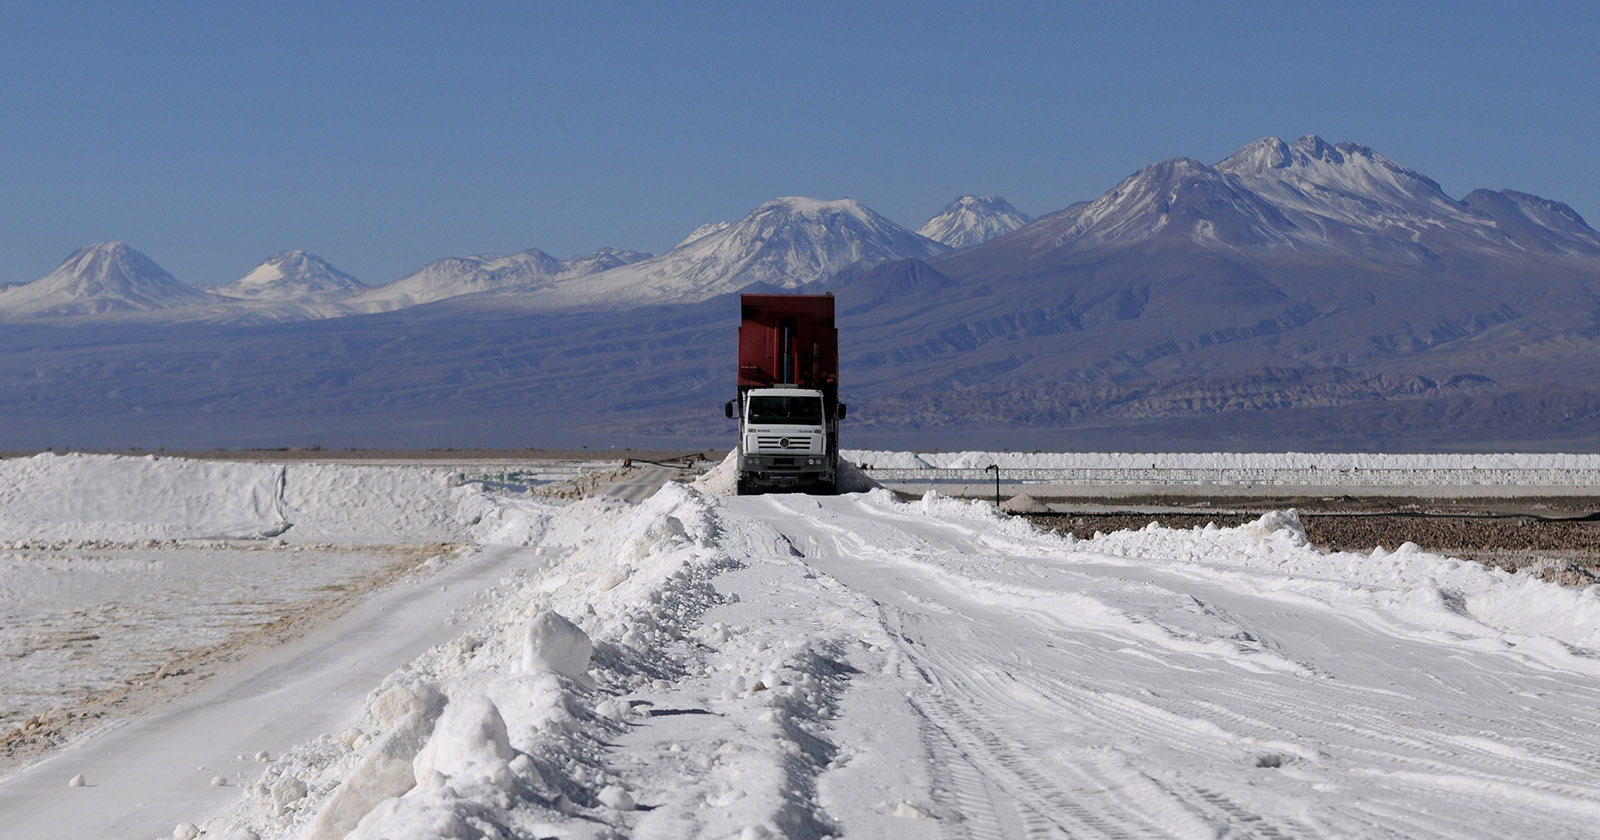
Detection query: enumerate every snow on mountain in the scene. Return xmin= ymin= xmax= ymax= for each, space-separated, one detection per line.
xmin=3 ymin=193 xmax=950 ymax=318
xmin=1197 ymin=135 xmax=1600 ymax=260
xmin=1491 ymin=190 xmax=1600 ymax=240
xmin=538 ymin=197 xmax=951 ymax=308
xmin=1215 ymin=135 xmax=1486 ymax=242
xmin=11 ymin=146 xmax=1600 ymax=327
xmin=983 ymin=134 xmax=1600 ymax=266
xmin=0 ymin=242 xmax=214 ymax=319
xmin=917 ymin=195 xmax=1032 ymax=248
xmin=558 ymin=246 xmax=653 ymax=277
xmin=1219 ymin=136 xmax=1462 ymax=215
xmin=348 ymin=247 xmax=658 ymax=313
xmin=1463 ymin=188 xmax=1600 ymax=254
xmin=10 ymin=143 xmax=1600 ymax=449
xmin=348 ymin=249 xmax=566 ymax=312
xmin=676 ymin=221 xmax=731 ymax=247
xmin=212 ymin=250 xmax=366 ymax=302
xmin=1039 ymin=157 xmax=1301 ymax=250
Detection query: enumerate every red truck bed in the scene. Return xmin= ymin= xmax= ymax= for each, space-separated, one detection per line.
xmin=737 ymin=294 xmax=839 ymax=403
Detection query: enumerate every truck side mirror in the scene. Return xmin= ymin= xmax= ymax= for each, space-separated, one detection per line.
xmin=837 ymin=403 xmax=847 ymax=420
xmin=724 ymin=401 xmax=734 ymax=419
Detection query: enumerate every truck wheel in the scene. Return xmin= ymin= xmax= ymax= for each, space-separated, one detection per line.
xmin=736 ymin=478 xmax=751 ymax=496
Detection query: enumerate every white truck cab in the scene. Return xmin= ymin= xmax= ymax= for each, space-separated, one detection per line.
xmin=728 ymin=387 xmax=841 ymax=494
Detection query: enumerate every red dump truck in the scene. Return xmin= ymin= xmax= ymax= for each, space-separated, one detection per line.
xmin=723 ymin=293 xmax=846 ymax=494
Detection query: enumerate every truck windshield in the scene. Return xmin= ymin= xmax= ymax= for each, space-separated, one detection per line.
xmin=748 ymin=395 xmax=823 ymax=425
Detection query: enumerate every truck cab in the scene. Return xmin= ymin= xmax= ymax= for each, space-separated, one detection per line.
xmin=729 ymin=386 xmax=841 ymax=494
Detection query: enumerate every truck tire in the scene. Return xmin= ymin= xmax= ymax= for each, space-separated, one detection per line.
xmin=736 ymin=477 xmax=751 ymax=496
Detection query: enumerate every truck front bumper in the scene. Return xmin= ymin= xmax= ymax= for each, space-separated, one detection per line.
xmin=738 ymin=453 xmax=833 ymax=488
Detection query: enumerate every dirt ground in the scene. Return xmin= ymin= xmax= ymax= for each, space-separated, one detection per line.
xmin=1022 ymin=496 xmax=1600 ymax=587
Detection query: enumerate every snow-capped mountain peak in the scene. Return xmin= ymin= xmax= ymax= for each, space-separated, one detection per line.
xmin=214 ymin=250 xmax=365 ymax=301
xmin=1218 ymin=134 xmax=1462 ymax=223
xmin=537 ymin=196 xmax=952 ymax=307
xmin=743 ymin=196 xmax=905 ymax=235
xmin=42 ymin=242 xmax=178 ymax=295
xmin=1046 ymin=157 xmax=1297 ymax=249
xmin=1216 ymin=136 xmax=1295 ymax=172
xmin=918 ymin=195 xmax=1032 ymax=248
xmin=0 ymin=242 xmax=213 ymax=318
xmin=1220 ymin=135 xmax=1367 ymax=174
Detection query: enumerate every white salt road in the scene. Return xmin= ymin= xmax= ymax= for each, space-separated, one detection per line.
xmin=0 ymin=543 xmax=552 ymax=840
xmin=602 ymin=464 xmax=681 ymax=504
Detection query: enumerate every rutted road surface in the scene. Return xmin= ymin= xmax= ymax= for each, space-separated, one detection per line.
xmin=729 ymin=491 xmax=1600 ymax=839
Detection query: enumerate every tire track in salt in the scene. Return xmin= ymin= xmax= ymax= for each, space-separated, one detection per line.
xmin=885 ymin=607 xmax=1171 ymax=839
xmin=775 ymin=497 xmax=1242 ymax=839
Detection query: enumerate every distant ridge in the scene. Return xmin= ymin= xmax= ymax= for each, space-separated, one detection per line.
xmin=346 ymin=246 xmax=656 ymax=312
xmin=349 ymin=249 xmax=565 ymax=312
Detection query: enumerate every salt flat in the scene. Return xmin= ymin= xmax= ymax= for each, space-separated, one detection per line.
xmin=2 ymin=452 xmax=1599 ymax=839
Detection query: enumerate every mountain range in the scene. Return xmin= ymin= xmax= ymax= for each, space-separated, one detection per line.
xmin=0 ymin=195 xmax=998 ymax=321
xmin=4 ymin=135 xmax=1600 ymax=452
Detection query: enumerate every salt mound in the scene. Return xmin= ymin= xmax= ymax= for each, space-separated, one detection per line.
xmin=411 ymin=694 xmax=515 ymax=787
xmin=1000 ymin=493 xmax=1050 ymax=513
xmin=693 ymin=450 xmax=740 ymax=495
xmin=521 ymin=610 xmax=594 ymax=681
xmin=837 ymin=458 xmax=882 ymax=493
xmin=307 ymin=705 xmax=439 ymax=840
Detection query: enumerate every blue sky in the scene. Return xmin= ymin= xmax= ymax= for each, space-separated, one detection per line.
xmin=3 ymin=1 xmax=1596 ymax=287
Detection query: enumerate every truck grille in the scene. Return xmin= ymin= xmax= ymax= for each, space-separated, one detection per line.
xmin=754 ymin=434 xmax=814 ymax=451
